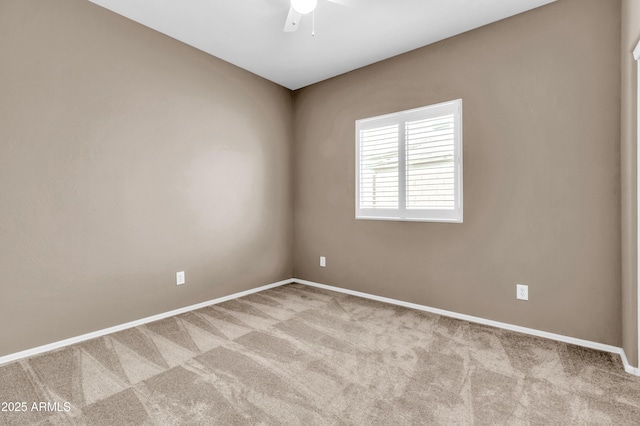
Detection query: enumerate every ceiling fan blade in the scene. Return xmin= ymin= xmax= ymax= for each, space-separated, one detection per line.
xmin=283 ymin=6 xmax=302 ymax=32
xmin=326 ymin=0 xmax=356 ymax=7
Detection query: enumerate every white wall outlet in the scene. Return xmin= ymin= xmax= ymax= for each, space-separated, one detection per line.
xmin=320 ymin=256 xmax=326 ymax=267
xmin=176 ymin=271 xmax=185 ymax=286
xmin=516 ymin=284 xmax=528 ymax=300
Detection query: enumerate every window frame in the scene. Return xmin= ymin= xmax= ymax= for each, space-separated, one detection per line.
xmin=355 ymin=99 xmax=463 ymax=223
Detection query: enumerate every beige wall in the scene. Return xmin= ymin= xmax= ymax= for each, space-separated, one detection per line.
xmin=293 ymin=0 xmax=622 ymax=346
xmin=0 ymin=0 xmax=293 ymax=357
xmin=0 ymin=0 xmax=628 ymax=360
xmin=622 ymin=0 xmax=640 ymax=367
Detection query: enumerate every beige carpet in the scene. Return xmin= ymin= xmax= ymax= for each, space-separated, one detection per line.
xmin=0 ymin=283 xmax=639 ymax=425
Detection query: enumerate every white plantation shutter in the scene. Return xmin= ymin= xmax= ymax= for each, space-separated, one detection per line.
xmin=356 ymin=99 xmax=462 ymax=222
xmin=405 ymin=115 xmax=455 ymax=210
xmin=358 ymin=124 xmax=399 ymax=209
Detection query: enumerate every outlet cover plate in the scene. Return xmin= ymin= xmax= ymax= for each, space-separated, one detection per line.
xmin=516 ymin=284 xmax=528 ymax=300
xmin=176 ymin=271 xmax=185 ymax=286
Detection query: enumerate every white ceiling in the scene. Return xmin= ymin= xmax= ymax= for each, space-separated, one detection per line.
xmin=88 ymin=0 xmax=556 ymax=90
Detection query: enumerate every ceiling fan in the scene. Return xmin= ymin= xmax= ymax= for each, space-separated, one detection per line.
xmin=283 ymin=0 xmax=354 ymax=33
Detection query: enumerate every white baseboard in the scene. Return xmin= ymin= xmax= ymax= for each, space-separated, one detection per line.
xmin=3 ymin=277 xmax=638 ymax=377
xmin=293 ymin=278 xmax=640 ymax=377
xmin=620 ymin=351 xmax=640 ymax=375
xmin=0 ymin=278 xmax=294 ymax=367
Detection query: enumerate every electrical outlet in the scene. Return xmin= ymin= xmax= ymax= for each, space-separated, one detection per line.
xmin=176 ymin=271 xmax=185 ymax=286
xmin=320 ymin=256 xmax=326 ymax=267
xmin=516 ymin=284 xmax=528 ymax=301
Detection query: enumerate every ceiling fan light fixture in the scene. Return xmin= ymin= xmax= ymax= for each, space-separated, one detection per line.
xmin=291 ymin=0 xmax=317 ymax=15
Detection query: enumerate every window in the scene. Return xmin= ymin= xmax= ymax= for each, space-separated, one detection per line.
xmin=356 ymin=99 xmax=462 ymax=222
